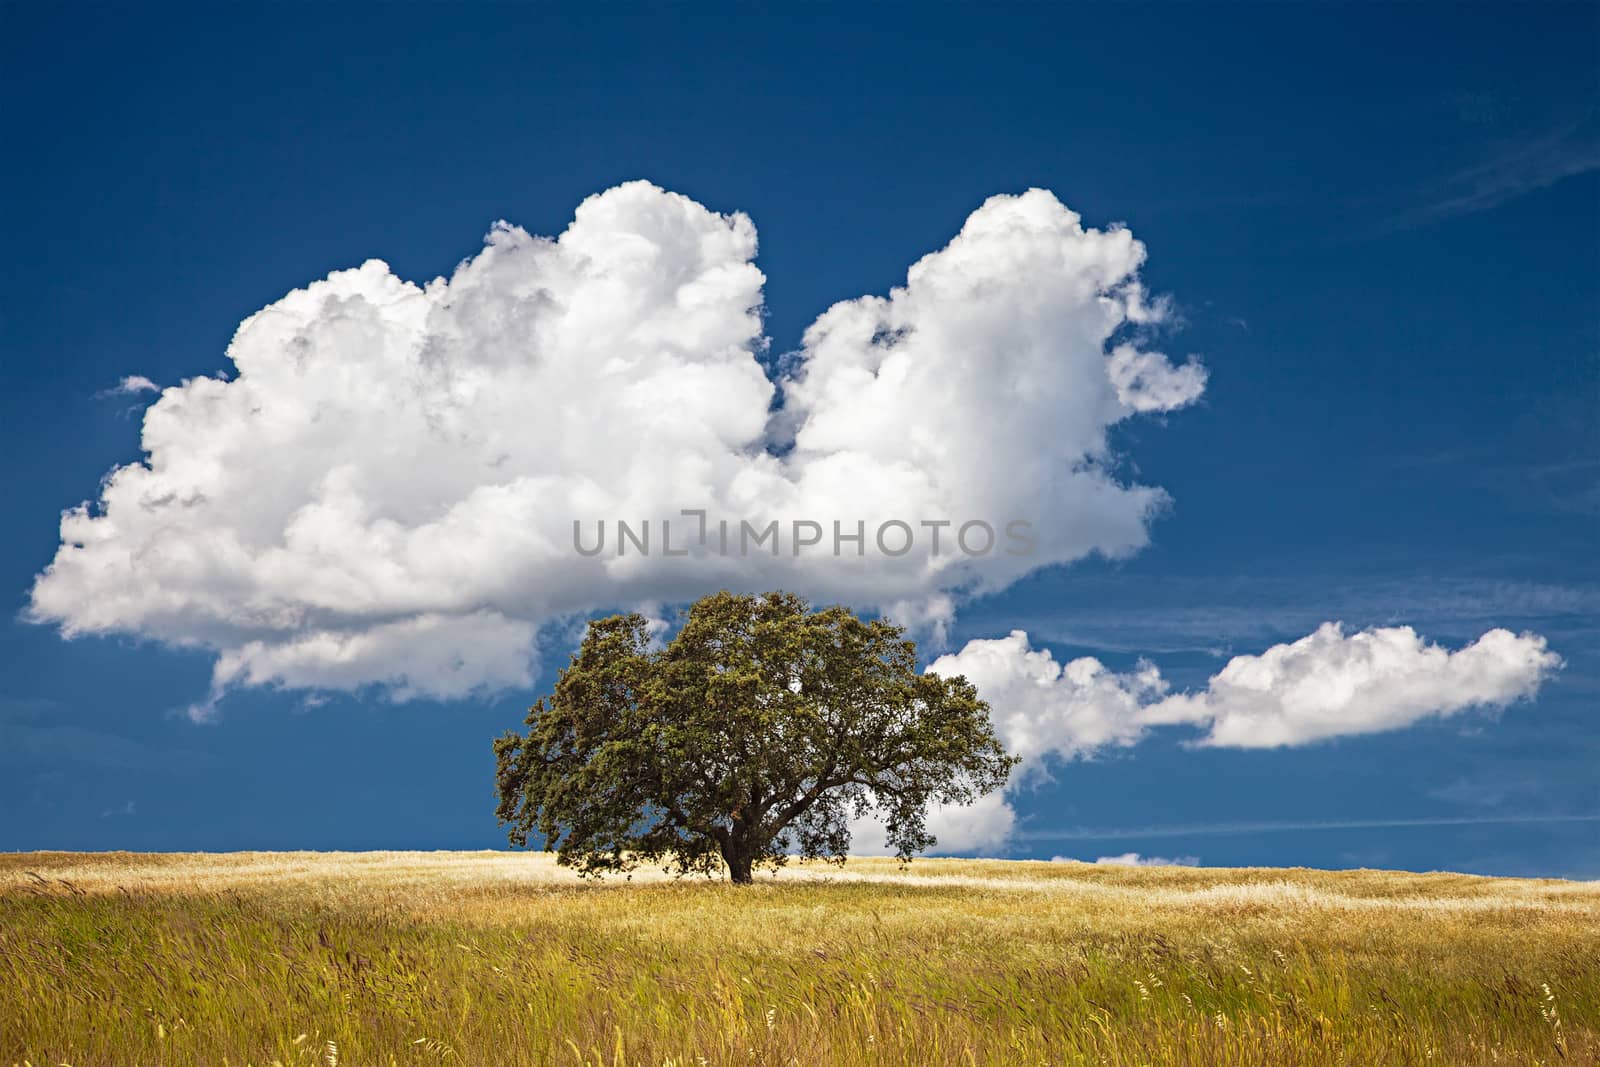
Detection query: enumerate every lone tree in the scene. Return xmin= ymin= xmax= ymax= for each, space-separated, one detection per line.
xmin=494 ymin=590 xmax=1017 ymax=884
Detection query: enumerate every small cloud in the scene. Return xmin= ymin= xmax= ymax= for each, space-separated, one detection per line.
xmin=99 ymin=799 xmax=135 ymax=818
xmin=182 ymin=696 xmax=221 ymax=725
xmin=1337 ymin=847 xmax=1394 ymax=869
xmin=1095 ymin=852 xmax=1199 ymax=867
xmin=97 ymin=375 xmax=161 ymax=398
xmin=1051 ymin=853 xmax=1199 ymax=867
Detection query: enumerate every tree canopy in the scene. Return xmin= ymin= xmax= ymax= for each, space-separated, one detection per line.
xmin=494 ymin=590 xmax=1017 ymax=883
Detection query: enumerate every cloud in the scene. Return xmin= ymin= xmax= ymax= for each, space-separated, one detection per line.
xmin=849 ymin=789 xmax=1017 ymax=858
xmin=30 ymin=182 xmax=1203 ymax=712
xmin=914 ymin=623 xmax=1558 ymax=846
xmin=833 ymin=620 xmax=1560 ymax=858
xmin=1426 ymin=771 xmax=1548 ymax=810
xmin=1148 ymin=623 xmax=1563 ymax=748
xmin=1049 ymin=852 xmax=1198 ymax=866
xmin=890 ymin=632 xmax=1166 ymax=856
xmin=1093 ymin=852 xmax=1195 ymax=866
xmin=946 ymin=623 xmax=1558 ymax=756
xmin=927 ymin=630 xmax=1165 ymax=771
xmin=97 ymin=375 xmax=161 ymax=397
xmin=974 ymin=574 xmax=1600 ymax=660
xmin=1019 ymin=812 xmax=1600 ymax=843
xmin=0 ymin=696 xmax=212 ymax=771
xmin=1388 ymin=111 xmax=1600 ymax=229
xmin=1106 ymin=344 xmax=1206 ymax=413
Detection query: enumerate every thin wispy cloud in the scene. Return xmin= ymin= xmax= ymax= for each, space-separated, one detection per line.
xmin=1386 ymin=111 xmax=1600 ymax=229
xmin=1018 ymin=812 xmax=1600 ymax=843
xmin=0 ymin=695 xmax=211 ymax=772
xmin=95 ymin=375 xmax=161 ymax=398
xmin=1427 ymin=771 xmax=1549 ymax=810
xmin=963 ymin=575 xmax=1600 ymax=661
xmin=1476 ymin=457 xmax=1600 ymax=519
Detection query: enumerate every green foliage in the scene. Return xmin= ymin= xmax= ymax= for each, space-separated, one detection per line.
xmin=494 ymin=591 xmax=1017 ymax=882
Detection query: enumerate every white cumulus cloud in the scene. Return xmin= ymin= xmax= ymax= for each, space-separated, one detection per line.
xmin=949 ymin=623 xmax=1560 ymax=756
xmin=905 ymin=622 xmax=1560 ymax=854
xmin=1106 ymin=344 xmax=1206 ymax=413
xmin=1146 ymin=622 xmax=1564 ymax=748
xmin=927 ymin=629 xmax=1166 ymax=772
xmin=849 ymin=789 xmax=1017 ymax=859
xmin=30 ymin=182 xmax=1203 ymax=713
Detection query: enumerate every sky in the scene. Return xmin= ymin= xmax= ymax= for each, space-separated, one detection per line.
xmin=2 ymin=3 xmax=1596 ymax=876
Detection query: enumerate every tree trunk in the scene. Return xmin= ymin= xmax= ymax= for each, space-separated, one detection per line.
xmin=723 ymin=843 xmax=754 ymax=885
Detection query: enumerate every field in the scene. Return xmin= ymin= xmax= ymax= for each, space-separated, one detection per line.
xmin=3 ymin=852 xmax=1597 ymax=1066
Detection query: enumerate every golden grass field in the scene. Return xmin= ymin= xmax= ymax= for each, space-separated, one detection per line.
xmin=3 ymin=851 xmax=1597 ymax=1066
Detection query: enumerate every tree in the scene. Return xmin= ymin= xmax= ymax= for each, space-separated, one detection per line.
xmin=494 ymin=590 xmax=1017 ymax=884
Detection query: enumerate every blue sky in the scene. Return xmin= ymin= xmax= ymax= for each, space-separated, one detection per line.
xmin=3 ymin=4 xmax=1595 ymax=876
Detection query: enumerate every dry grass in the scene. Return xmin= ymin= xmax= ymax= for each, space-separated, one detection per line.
xmin=3 ymin=851 xmax=1597 ymax=1065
